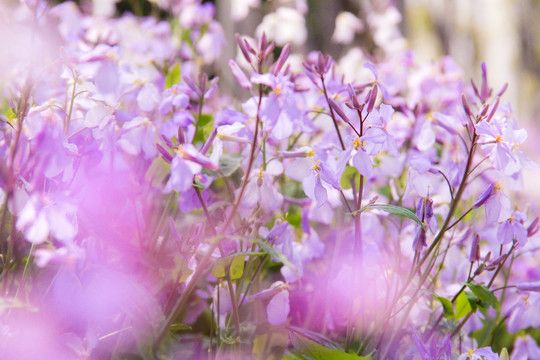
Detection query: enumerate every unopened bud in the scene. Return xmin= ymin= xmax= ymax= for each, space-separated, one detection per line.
xmin=469 ymin=234 xmax=481 ymax=262
xmin=496 ymin=83 xmax=508 ymax=98
xmin=516 ymin=282 xmax=540 ymax=292
xmin=471 ymin=80 xmax=481 ymax=101
xmin=486 ymin=97 xmax=500 ymax=122
xmin=161 ymin=134 xmax=175 ymax=149
xmin=462 ymin=94 xmax=473 ymax=117
xmin=273 ymin=44 xmax=290 ymax=76
xmin=480 ymin=62 xmax=492 ymax=102
xmin=347 ymin=84 xmax=361 ymax=109
xmin=235 ymin=34 xmax=252 ymax=63
xmin=472 ymin=182 xmax=495 ymax=209
xmin=527 ymin=217 xmax=539 ymax=237
xmin=366 ymin=84 xmax=378 ymax=114
xmin=156 ymin=143 xmax=173 ymax=163
xmin=259 ymin=32 xmax=268 ymax=53
xmin=328 ymin=98 xmax=350 ymax=123
xmin=177 ymin=126 xmax=186 ymax=145
xmin=480 ymin=103 xmax=489 ymax=117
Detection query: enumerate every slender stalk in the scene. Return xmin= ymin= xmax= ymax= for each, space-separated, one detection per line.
xmin=152 ymin=85 xmax=264 ymax=355
xmin=195 ymin=186 xmax=241 ymax=337
xmin=320 ymin=74 xmax=345 ymax=150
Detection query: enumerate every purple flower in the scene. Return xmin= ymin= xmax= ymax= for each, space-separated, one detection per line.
xmin=137 ymin=82 xmax=161 ymax=112
xmin=117 ymin=116 xmax=157 ymax=159
xmin=503 ymin=292 xmax=540 ymax=333
xmin=267 ymin=288 xmax=290 ymax=325
xmin=412 ymin=332 xmax=451 ymax=360
xmin=497 ymin=210 xmax=527 ymax=246
xmin=475 ymin=118 xmax=516 ymax=172
xmin=511 ymin=335 xmax=540 ymax=360
xmin=362 ymin=104 xmax=399 ymax=156
xmin=243 ymin=166 xmax=284 ymax=212
xmin=159 ymin=85 xmax=189 ymax=115
xmin=164 ymin=144 xmax=217 ymax=193
xmin=458 ymin=347 xmax=500 ymax=360
xmin=16 ymin=192 xmax=77 ymax=244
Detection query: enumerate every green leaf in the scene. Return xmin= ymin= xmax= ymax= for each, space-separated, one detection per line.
xmin=290 ymin=333 xmax=371 ymax=360
xmin=466 ymin=282 xmax=499 ymax=309
xmin=212 ymin=254 xmax=245 ymax=280
xmin=352 ymin=204 xmax=425 ymax=230
xmin=165 ymin=63 xmax=181 ymax=89
xmin=229 ymin=255 xmax=245 ymax=280
xmin=255 ymin=238 xmax=297 ymax=271
xmin=465 ymin=291 xmax=480 ymax=311
xmin=455 ymin=291 xmax=472 ymax=320
xmin=169 ymin=323 xmax=192 ymax=331
xmin=434 ymin=295 xmax=454 ymax=319
xmin=212 ymin=255 xmax=244 ymax=279
xmin=500 ymin=348 xmax=509 ymax=360
xmin=192 ymin=114 xmax=214 ymax=144
xmin=286 ymin=213 xmax=302 ymax=228
xmin=340 ymin=166 xmax=361 ymax=190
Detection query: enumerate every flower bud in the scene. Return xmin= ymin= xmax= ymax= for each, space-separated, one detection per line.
xmin=472 ymin=183 xmax=495 ymax=209
xmin=328 ymin=98 xmax=350 ymax=123
xmin=516 ymin=282 xmax=540 ymax=292
xmin=273 ymin=44 xmax=290 ymax=76
xmin=177 ymin=126 xmax=186 ymax=145
xmin=366 ymin=84 xmax=378 ymax=114
xmin=486 ymin=97 xmax=499 ymax=122
xmin=235 ymin=34 xmax=252 ymax=63
xmin=469 ymin=234 xmax=481 ymax=262
xmin=156 ymin=143 xmax=173 ymax=163
xmin=527 ymin=217 xmax=539 ymax=237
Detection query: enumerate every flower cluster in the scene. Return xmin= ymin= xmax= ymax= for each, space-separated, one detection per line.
xmin=0 ymin=0 xmax=539 ymax=359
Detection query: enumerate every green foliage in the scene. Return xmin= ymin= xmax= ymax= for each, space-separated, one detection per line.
xmin=340 ymin=166 xmax=361 ymax=190
xmin=289 ymin=333 xmax=372 ymax=360
xmin=212 ymin=255 xmax=245 ymax=279
xmin=192 ymin=114 xmax=213 ymax=144
xmin=352 ymin=203 xmax=425 ymax=230
xmin=165 ymin=63 xmax=180 ymax=89
xmin=434 ymin=295 xmax=454 ymax=319
xmin=465 ymin=282 xmax=500 ymax=310
xmin=455 ymin=291 xmax=472 ymax=320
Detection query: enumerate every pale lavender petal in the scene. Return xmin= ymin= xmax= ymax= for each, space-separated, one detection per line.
xmin=251 ymin=72 xmax=276 ymax=88
xmin=352 ymin=149 xmax=373 ymax=178
xmin=95 ymin=59 xmax=119 ymax=94
xmin=137 ymin=83 xmax=160 ymax=112
xmin=229 ymin=59 xmax=252 ymax=89
xmin=266 ymin=290 xmax=289 ymax=325
xmin=313 ymin=176 xmax=327 ymax=208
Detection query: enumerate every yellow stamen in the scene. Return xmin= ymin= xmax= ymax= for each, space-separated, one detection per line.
xmin=176 ymin=145 xmax=186 ymax=157
xmin=275 ymin=84 xmax=282 ymax=96
xmin=311 ymin=159 xmax=321 ymax=171
xmin=495 ymin=134 xmax=504 ymax=142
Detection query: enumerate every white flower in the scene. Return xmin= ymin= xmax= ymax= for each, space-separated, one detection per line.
xmin=231 ymin=0 xmax=260 ymax=21
xmin=332 ymin=12 xmax=364 ymax=44
xmin=256 ymin=7 xmax=307 ymax=46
